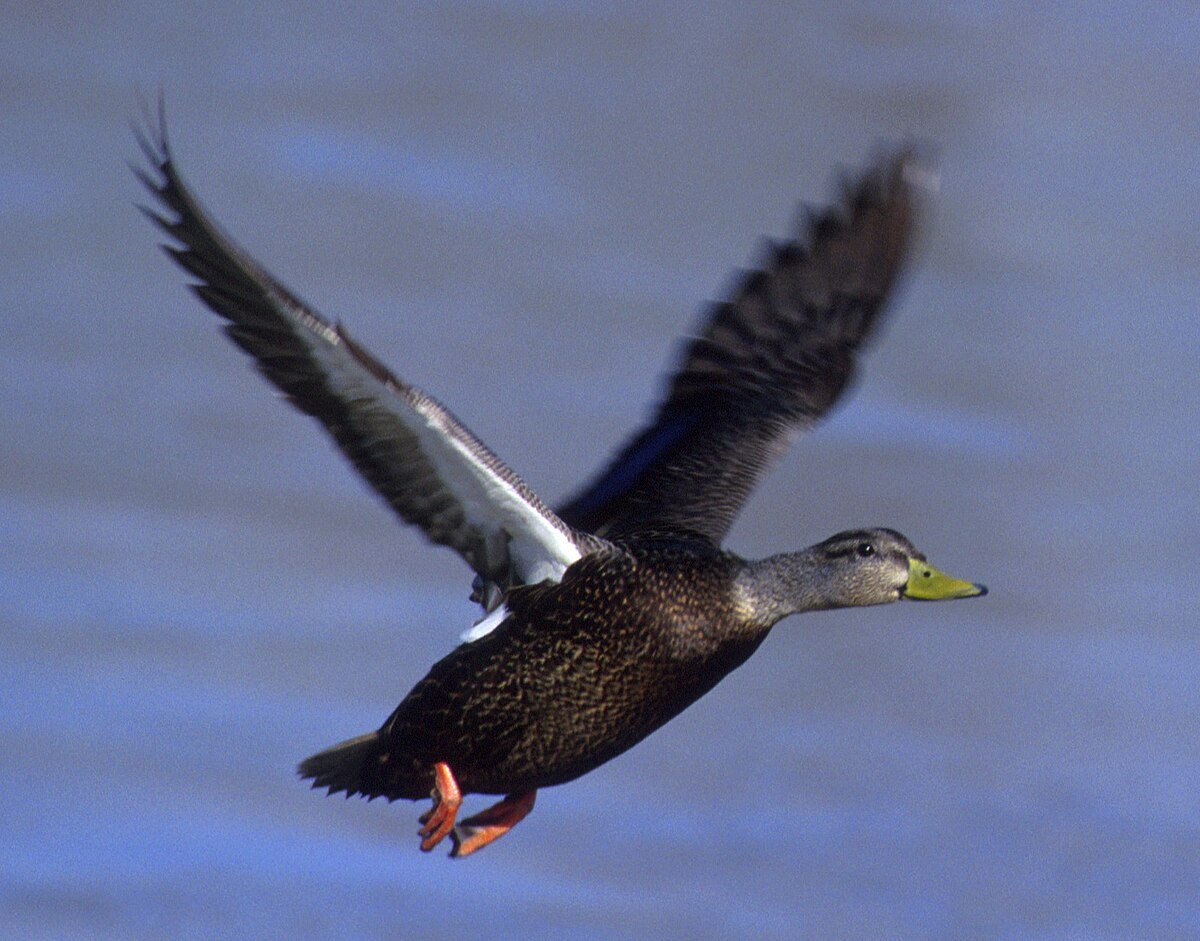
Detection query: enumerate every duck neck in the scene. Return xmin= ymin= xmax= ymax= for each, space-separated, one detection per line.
xmin=734 ymin=550 xmax=835 ymax=629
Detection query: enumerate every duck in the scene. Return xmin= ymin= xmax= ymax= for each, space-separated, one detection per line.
xmin=134 ymin=100 xmax=985 ymax=858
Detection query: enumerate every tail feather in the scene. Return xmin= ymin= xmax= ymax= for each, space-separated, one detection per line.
xmin=298 ymin=731 xmax=382 ymax=798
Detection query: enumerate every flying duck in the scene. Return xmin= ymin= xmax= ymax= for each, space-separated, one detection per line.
xmin=134 ymin=101 xmax=985 ymax=858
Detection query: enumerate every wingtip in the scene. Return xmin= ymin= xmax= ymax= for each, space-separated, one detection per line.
xmin=874 ymin=142 xmax=940 ymax=195
xmin=133 ymin=84 xmax=169 ymax=136
xmin=130 ymin=86 xmax=173 ymax=177
xmin=850 ymin=143 xmax=940 ymax=203
xmin=895 ymin=144 xmax=941 ymax=196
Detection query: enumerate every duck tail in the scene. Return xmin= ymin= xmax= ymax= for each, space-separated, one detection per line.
xmin=297 ymin=731 xmax=383 ymax=798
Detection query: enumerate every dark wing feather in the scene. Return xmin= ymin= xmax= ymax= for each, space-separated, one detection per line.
xmin=557 ymin=149 xmax=928 ymax=543
xmin=133 ymin=101 xmax=588 ymax=595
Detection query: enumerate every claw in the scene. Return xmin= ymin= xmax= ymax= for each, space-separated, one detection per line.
xmin=417 ymin=762 xmax=461 ymax=852
xmin=450 ymin=790 xmax=536 ymax=858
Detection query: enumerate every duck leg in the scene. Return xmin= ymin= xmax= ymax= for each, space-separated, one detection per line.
xmin=417 ymin=762 xmax=462 ymax=852
xmin=450 ymin=790 xmax=537 ymax=858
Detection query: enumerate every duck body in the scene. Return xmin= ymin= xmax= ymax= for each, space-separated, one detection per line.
xmin=306 ymin=540 xmax=765 ymax=801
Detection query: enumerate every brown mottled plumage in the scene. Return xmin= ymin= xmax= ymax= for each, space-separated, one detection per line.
xmin=302 ymin=541 xmax=758 ymax=801
xmin=134 ymin=96 xmax=984 ymax=857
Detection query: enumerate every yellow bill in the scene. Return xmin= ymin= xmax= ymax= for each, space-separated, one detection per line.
xmin=902 ymin=558 xmax=987 ymax=600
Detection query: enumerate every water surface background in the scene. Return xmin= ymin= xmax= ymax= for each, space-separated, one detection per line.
xmin=3 ymin=4 xmax=1198 ymax=938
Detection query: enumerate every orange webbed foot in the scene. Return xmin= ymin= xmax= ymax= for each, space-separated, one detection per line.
xmin=417 ymin=762 xmax=462 ymax=852
xmin=450 ymin=790 xmax=537 ymax=858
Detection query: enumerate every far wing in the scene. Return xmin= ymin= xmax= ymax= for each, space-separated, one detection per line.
xmin=133 ymin=102 xmax=588 ymax=598
xmin=557 ymin=149 xmax=928 ymax=544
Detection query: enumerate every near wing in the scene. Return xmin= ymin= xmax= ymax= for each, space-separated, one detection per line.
xmin=133 ymin=103 xmax=588 ymax=599
xmin=557 ymin=149 xmax=929 ymax=544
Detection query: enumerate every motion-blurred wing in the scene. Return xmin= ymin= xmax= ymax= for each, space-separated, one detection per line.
xmin=558 ymin=149 xmax=928 ymax=544
xmin=133 ymin=103 xmax=588 ymax=599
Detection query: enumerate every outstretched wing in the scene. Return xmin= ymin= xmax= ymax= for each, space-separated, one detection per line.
xmin=133 ymin=101 xmax=590 ymax=599
xmin=557 ymin=149 xmax=928 ymax=544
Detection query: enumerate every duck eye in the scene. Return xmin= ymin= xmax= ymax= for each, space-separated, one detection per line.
xmin=857 ymin=542 xmax=875 ymax=558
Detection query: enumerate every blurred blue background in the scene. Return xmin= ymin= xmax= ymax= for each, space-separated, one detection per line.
xmin=3 ymin=3 xmax=1198 ymax=938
